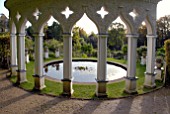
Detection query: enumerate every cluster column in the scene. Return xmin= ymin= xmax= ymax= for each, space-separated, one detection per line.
xmin=62 ymin=33 xmax=73 ymax=96
xmin=33 ymin=33 xmax=46 ymax=90
xmin=16 ymin=33 xmax=27 ymax=84
xmin=144 ymin=35 xmax=157 ymax=88
xmin=124 ymin=34 xmax=138 ymax=94
xmin=96 ymin=34 xmax=108 ymax=97
xmin=10 ymin=33 xmax=17 ymax=76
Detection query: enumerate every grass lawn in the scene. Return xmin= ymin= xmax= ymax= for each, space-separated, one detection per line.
xmin=10 ymin=57 xmax=163 ymax=99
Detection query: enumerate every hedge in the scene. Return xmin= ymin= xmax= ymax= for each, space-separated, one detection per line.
xmin=0 ymin=33 xmax=10 ymax=69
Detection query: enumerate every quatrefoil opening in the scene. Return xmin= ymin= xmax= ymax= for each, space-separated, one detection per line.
xmin=33 ymin=8 xmax=42 ymax=20
xmin=129 ymin=9 xmax=139 ymax=19
xmin=97 ymin=7 xmax=109 ymax=19
xmin=16 ymin=12 xmax=21 ymax=21
xmin=61 ymin=7 xmax=74 ymax=19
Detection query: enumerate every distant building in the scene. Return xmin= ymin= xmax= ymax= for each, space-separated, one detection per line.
xmin=0 ymin=14 xmax=9 ymax=33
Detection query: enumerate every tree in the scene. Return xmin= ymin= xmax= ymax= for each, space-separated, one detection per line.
xmin=47 ymin=39 xmax=61 ymax=52
xmin=26 ymin=26 xmax=34 ymax=38
xmin=25 ymin=36 xmax=34 ymax=53
xmin=157 ymin=16 xmax=170 ymax=38
xmin=107 ymin=22 xmax=126 ymax=51
xmin=72 ymin=27 xmax=82 ymax=56
xmin=0 ymin=33 xmax=10 ymax=68
xmin=45 ymin=22 xmax=63 ymax=41
xmin=81 ymin=43 xmax=93 ymax=56
xmin=79 ymin=28 xmax=88 ymax=41
xmin=137 ymin=24 xmax=147 ymax=47
xmin=88 ymin=32 xmax=98 ymax=49
xmin=157 ymin=15 xmax=170 ymax=47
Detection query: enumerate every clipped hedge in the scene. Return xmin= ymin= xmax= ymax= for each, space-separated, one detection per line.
xmin=165 ymin=39 xmax=170 ymax=86
xmin=0 ymin=33 xmax=10 ymax=69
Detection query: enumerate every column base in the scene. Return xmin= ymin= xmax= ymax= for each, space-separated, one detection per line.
xmin=144 ymin=72 xmax=156 ymax=88
xmin=96 ymin=80 xmax=108 ymax=98
xmin=16 ymin=70 xmax=27 ymax=84
xmin=11 ymin=65 xmax=18 ymax=76
xmin=62 ymin=79 xmax=73 ymax=96
xmin=124 ymin=77 xmax=138 ymax=94
xmin=33 ymin=75 xmax=46 ymax=90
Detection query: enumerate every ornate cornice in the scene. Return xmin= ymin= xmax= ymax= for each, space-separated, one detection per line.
xmin=143 ymin=0 xmax=162 ymax=4
xmin=5 ymin=0 xmax=160 ymax=34
xmin=5 ymin=0 xmax=162 ymax=9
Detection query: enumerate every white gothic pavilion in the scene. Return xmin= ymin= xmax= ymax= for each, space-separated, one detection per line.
xmin=5 ymin=0 xmax=161 ymax=97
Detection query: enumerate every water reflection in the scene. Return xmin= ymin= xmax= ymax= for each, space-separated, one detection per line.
xmin=44 ymin=67 xmax=48 ymax=73
xmin=74 ymin=66 xmax=93 ymax=72
xmin=55 ymin=63 xmax=60 ymax=70
xmin=43 ymin=61 xmax=126 ymax=83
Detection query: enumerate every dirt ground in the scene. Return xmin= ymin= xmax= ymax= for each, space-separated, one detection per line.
xmin=0 ymin=69 xmax=170 ymax=114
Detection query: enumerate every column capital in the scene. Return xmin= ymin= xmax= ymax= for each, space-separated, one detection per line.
xmin=10 ymin=64 xmax=18 ymax=67
xmin=10 ymin=33 xmax=16 ymax=37
xmin=33 ymin=33 xmax=44 ymax=37
xmin=63 ymin=32 xmax=71 ymax=37
xmin=126 ymin=34 xmax=139 ymax=38
xmin=17 ymin=33 xmax=26 ymax=37
xmin=146 ymin=34 xmax=157 ymax=38
xmin=98 ymin=33 xmax=108 ymax=38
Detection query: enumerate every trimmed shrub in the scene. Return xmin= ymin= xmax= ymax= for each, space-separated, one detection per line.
xmin=137 ymin=45 xmax=147 ymax=57
xmin=122 ymin=44 xmax=128 ymax=55
xmin=156 ymin=47 xmax=165 ymax=58
xmin=0 ymin=33 xmax=10 ymax=68
xmin=165 ymin=39 xmax=170 ymax=86
xmin=113 ymin=51 xmax=124 ymax=59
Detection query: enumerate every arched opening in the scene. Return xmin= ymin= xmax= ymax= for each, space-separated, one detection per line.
xmin=43 ymin=16 xmax=63 ymax=59
xmin=137 ymin=21 xmax=147 ymax=66
xmin=72 ymin=13 xmax=98 ymax=58
xmin=136 ymin=21 xmax=148 ymax=88
xmin=137 ymin=22 xmax=147 ymax=47
xmin=107 ymin=16 xmax=127 ymax=60
xmin=25 ymin=21 xmax=33 ymax=63
xmin=106 ymin=16 xmax=128 ymax=94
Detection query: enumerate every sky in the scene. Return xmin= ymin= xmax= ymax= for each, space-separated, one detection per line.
xmin=1 ymin=0 xmax=170 ymax=34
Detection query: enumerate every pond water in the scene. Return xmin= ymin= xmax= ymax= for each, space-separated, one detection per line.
xmin=44 ymin=61 xmax=127 ymax=83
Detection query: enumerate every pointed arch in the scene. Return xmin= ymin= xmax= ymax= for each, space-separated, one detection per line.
xmin=145 ymin=15 xmax=157 ymax=35
xmin=10 ymin=11 xmax=27 ymax=34
xmin=9 ymin=19 xmax=16 ymax=34
xmin=74 ymin=13 xmax=99 ymax=34
xmin=119 ymin=12 xmax=134 ymax=34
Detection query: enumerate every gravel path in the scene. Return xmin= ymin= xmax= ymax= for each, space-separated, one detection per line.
xmin=0 ymin=69 xmax=170 ymax=114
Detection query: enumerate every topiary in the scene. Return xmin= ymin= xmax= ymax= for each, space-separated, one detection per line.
xmin=165 ymin=39 xmax=170 ymax=86
xmin=122 ymin=44 xmax=128 ymax=55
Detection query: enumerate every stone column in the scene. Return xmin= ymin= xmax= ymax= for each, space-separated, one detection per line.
xmin=16 ymin=33 xmax=27 ymax=84
xmin=10 ymin=33 xmax=17 ymax=76
xmin=124 ymin=34 xmax=138 ymax=94
xmin=33 ymin=33 xmax=46 ymax=90
xmin=96 ymin=34 xmax=108 ymax=97
xmin=62 ymin=33 xmax=73 ymax=96
xmin=144 ymin=35 xmax=157 ymax=88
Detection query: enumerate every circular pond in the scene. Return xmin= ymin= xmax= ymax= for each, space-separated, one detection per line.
xmin=44 ymin=60 xmax=127 ymax=83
